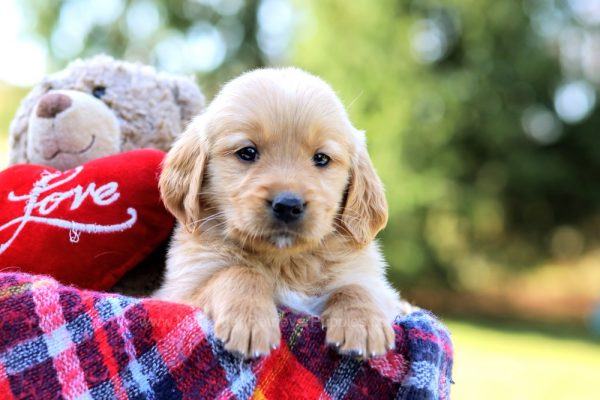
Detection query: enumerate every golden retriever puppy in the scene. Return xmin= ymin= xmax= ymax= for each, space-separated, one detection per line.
xmin=154 ymin=68 xmax=407 ymax=359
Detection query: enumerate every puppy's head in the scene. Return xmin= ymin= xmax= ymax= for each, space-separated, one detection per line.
xmin=160 ymin=68 xmax=387 ymax=252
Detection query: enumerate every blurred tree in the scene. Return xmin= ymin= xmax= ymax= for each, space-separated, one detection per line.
xmin=293 ymin=0 xmax=600 ymax=291
xmin=20 ymin=0 xmax=273 ymax=95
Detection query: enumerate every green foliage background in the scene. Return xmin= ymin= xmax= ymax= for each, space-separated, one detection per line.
xmin=294 ymin=0 xmax=600 ymax=293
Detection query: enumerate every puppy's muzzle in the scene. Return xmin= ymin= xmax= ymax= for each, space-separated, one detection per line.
xmin=269 ymin=192 xmax=305 ymax=224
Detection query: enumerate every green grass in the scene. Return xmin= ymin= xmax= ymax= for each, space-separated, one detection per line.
xmin=445 ymin=319 xmax=600 ymax=400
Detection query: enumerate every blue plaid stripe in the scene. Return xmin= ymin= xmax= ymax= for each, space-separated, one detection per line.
xmin=138 ymin=346 xmax=181 ymax=399
xmin=95 ymin=296 xmax=138 ymax=323
xmin=403 ymin=360 xmax=441 ymax=391
xmin=137 ymin=347 xmax=171 ymax=386
xmin=195 ymin=312 xmax=257 ymax=400
xmin=67 ymin=312 xmax=95 ymax=345
xmin=121 ymin=358 xmax=155 ymax=399
xmin=89 ymin=380 xmax=117 ymax=400
xmin=95 ymin=298 xmax=117 ymax=322
xmin=322 ymin=357 xmax=362 ymax=400
xmin=395 ymin=310 xmax=453 ymax=400
xmin=2 ymin=336 xmax=49 ymax=374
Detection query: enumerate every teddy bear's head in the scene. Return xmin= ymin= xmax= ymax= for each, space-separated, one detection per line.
xmin=8 ymin=55 xmax=204 ymax=170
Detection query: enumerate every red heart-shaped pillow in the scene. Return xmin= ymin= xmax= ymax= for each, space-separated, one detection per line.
xmin=0 ymin=149 xmax=174 ymax=290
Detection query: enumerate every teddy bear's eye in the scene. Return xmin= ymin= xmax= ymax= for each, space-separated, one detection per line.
xmin=92 ymin=86 xmax=107 ymax=99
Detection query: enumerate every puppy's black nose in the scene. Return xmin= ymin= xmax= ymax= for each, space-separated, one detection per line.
xmin=270 ymin=192 xmax=305 ymax=223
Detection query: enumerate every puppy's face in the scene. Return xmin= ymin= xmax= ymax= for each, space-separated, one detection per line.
xmin=161 ymin=68 xmax=388 ymax=253
xmin=207 ymin=82 xmax=353 ymax=251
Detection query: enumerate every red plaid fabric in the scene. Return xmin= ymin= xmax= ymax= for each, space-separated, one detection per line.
xmin=0 ymin=273 xmax=453 ymax=399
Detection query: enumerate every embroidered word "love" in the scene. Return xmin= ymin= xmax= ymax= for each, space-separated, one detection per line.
xmin=0 ymin=166 xmax=137 ymax=255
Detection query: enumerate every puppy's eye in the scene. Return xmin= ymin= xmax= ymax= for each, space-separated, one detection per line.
xmin=313 ymin=153 xmax=330 ymax=167
xmin=92 ymin=86 xmax=107 ymax=99
xmin=236 ymin=146 xmax=259 ymax=162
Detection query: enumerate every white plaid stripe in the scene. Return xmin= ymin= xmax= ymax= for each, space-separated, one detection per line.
xmin=31 ymin=279 xmax=91 ymax=400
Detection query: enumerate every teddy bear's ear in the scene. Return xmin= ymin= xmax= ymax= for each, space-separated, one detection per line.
xmin=8 ymin=82 xmax=52 ymax=165
xmin=170 ymin=77 xmax=205 ymax=128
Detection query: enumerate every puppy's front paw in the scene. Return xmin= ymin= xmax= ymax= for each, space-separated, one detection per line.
xmin=213 ymin=304 xmax=281 ymax=359
xmin=322 ymin=306 xmax=395 ymax=359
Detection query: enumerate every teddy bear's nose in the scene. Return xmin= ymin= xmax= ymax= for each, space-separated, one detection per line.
xmin=36 ymin=93 xmax=72 ymax=119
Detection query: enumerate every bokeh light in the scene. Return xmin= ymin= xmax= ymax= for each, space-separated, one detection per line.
xmin=410 ymin=18 xmax=449 ymax=64
xmin=186 ymin=22 xmax=227 ymax=72
xmin=257 ymin=0 xmax=294 ymax=61
xmin=521 ymin=105 xmax=563 ymax=144
xmin=568 ymin=0 xmax=600 ymax=26
xmin=126 ymin=0 xmax=162 ymax=41
xmin=0 ymin=1 xmax=46 ymax=86
xmin=554 ymin=80 xmax=596 ymax=123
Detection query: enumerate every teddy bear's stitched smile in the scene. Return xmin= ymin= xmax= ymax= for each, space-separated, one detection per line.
xmin=43 ymin=135 xmax=96 ymax=160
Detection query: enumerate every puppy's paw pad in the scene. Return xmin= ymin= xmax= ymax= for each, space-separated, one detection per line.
xmin=367 ymin=321 xmax=396 ymax=357
xmin=214 ymin=309 xmax=280 ymax=359
xmin=323 ymin=310 xmax=395 ymax=359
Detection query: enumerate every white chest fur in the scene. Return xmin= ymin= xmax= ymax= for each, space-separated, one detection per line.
xmin=274 ymin=286 xmax=329 ymax=316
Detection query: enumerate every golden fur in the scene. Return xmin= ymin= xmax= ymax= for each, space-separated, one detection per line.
xmin=154 ymin=68 xmax=408 ymax=359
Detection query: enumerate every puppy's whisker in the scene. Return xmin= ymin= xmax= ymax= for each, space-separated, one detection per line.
xmin=346 ymin=90 xmax=364 ymax=110
xmin=249 ymin=228 xmax=262 ymax=249
xmin=236 ymin=226 xmax=252 ymax=250
xmin=334 ymin=215 xmax=359 ymax=228
xmin=196 ymin=205 xmax=221 ymax=213
xmin=200 ymin=220 xmax=229 ymax=236
xmin=336 ymin=208 xmax=364 ymax=219
xmin=190 ymin=212 xmax=226 ymax=225
xmin=186 ymin=214 xmax=229 ymax=237
xmin=334 ymin=211 xmax=365 ymax=226
xmin=190 ymin=212 xmax=227 ymax=231
xmin=246 ymin=224 xmax=267 ymax=248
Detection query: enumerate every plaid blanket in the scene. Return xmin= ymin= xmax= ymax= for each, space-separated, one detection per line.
xmin=0 ymin=273 xmax=453 ymax=399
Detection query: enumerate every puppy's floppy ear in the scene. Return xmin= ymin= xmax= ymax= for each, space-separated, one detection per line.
xmin=340 ymin=142 xmax=388 ymax=247
xmin=159 ymin=116 xmax=208 ymax=232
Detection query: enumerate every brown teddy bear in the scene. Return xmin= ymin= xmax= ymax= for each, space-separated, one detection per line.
xmin=7 ymin=55 xmax=205 ymax=295
xmin=9 ymin=54 xmax=204 ymax=171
